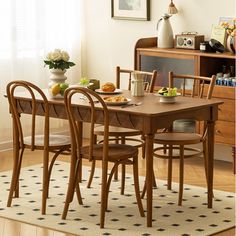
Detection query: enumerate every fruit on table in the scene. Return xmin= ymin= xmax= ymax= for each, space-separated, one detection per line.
xmin=79 ymin=77 xmax=90 ymax=86
xmin=60 ymin=83 xmax=69 ymax=95
xmin=157 ymin=87 xmax=168 ymax=95
xmin=51 ymin=83 xmax=61 ymax=96
xmin=158 ymin=87 xmax=177 ymax=96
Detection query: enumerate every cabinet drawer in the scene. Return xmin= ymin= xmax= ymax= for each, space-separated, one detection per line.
xmin=212 ymin=85 xmax=235 ymax=100
xmin=218 ymin=99 xmax=235 ymax=122
xmin=203 ymin=84 xmax=235 ymax=99
xmin=214 ymin=121 xmax=235 ymax=145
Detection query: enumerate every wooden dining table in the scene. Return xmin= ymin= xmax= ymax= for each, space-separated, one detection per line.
xmin=9 ymin=89 xmax=223 ymax=227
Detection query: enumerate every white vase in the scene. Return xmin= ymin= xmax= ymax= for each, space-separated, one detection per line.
xmin=48 ymin=69 xmax=67 ymax=98
xmin=157 ymin=14 xmax=174 ymax=48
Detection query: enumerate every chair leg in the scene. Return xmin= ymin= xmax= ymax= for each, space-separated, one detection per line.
xmin=105 ymin=162 xmax=119 ymax=211
xmin=141 ymin=181 xmax=146 ymax=199
xmin=141 ymin=134 xmax=145 ymax=159
xmin=100 ymin=161 xmax=108 ymax=229
xmin=13 ymin=148 xmax=24 ymax=198
xmin=42 ymin=150 xmax=50 ymax=215
xmin=62 ymin=159 xmax=81 ymax=219
xmin=120 ymin=136 xmax=126 ymax=194
xmin=87 ymin=135 xmax=99 ymax=188
xmin=167 ymin=145 xmax=173 ymax=190
xmin=141 ymin=169 xmax=157 ymax=199
xmin=113 ymin=136 xmax=120 ymax=181
xmin=87 ymin=160 xmax=96 ymax=188
xmin=133 ymin=156 xmax=145 ymax=217
xmin=178 ymin=145 xmax=184 ymax=206
xmin=7 ymin=148 xmax=24 ymax=206
xmin=120 ymin=165 xmax=126 ymax=195
xmin=47 ymin=148 xmax=67 ymax=198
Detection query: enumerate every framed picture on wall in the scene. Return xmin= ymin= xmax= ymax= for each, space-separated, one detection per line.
xmin=111 ymin=0 xmax=150 ymax=21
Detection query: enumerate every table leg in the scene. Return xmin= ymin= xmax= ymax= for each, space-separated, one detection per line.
xmin=145 ymin=133 xmax=154 ymax=227
xmin=207 ymin=120 xmax=215 ymax=208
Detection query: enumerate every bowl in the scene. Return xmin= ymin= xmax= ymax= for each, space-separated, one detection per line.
xmin=155 ymin=93 xmax=181 ymax=103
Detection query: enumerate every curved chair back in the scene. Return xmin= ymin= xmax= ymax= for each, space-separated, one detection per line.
xmin=6 ymin=80 xmax=50 ymax=151
xmin=169 ymin=71 xmax=216 ymax=99
xmin=116 ymin=66 xmax=158 ymax=93
xmin=64 ymin=87 xmax=109 ymax=162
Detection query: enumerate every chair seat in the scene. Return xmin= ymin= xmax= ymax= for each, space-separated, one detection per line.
xmin=81 ymin=144 xmax=138 ymax=161
xmin=24 ymin=134 xmax=71 ymax=147
xmin=154 ymin=132 xmax=202 ymax=145
xmin=94 ymin=125 xmax=142 ymax=136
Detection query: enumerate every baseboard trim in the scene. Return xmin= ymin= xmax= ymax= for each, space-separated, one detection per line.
xmin=0 ymin=141 xmax=13 ymax=152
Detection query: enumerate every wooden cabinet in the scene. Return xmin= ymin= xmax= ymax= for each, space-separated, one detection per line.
xmin=134 ymin=37 xmax=236 ymax=172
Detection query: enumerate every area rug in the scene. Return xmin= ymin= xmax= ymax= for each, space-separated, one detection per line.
xmin=0 ymin=162 xmax=234 ymax=236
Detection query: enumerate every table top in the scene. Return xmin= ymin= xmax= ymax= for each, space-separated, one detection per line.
xmin=12 ymin=89 xmax=223 ymax=118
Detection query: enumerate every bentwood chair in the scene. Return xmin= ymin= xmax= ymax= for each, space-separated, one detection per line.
xmin=6 ymin=81 xmax=71 ymax=214
xmin=62 ymin=87 xmax=144 ymax=228
xmin=88 ymin=66 xmax=158 ymax=193
xmin=149 ymin=72 xmax=216 ymax=205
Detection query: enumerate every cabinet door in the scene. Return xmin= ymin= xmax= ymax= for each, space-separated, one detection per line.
xmin=140 ymin=56 xmax=194 ymax=87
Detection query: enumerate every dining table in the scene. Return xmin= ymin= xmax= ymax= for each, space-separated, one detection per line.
xmin=8 ymin=88 xmax=223 ymax=227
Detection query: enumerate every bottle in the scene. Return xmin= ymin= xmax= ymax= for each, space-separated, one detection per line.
xmin=230 ymin=65 xmax=235 ymax=77
xmin=222 ymin=65 xmax=227 ymax=74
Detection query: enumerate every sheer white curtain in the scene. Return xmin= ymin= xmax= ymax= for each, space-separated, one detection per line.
xmin=0 ymin=0 xmax=82 ymax=148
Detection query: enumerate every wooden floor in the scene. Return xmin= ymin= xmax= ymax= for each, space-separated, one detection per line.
xmin=0 ymin=149 xmax=235 ymax=236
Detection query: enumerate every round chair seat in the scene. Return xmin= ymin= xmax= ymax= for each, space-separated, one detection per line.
xmin=154 ymin=132 xmax=202 ymax=145
xmin=81 ymin=144 xmax=138 ymax=161
xmin=24 ymin=134 xmax=71 ymax=147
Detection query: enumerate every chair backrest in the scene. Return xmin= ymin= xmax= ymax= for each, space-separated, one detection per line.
xmin=116 ymin=66 xmax=158 ymax=93
xmin=64 ymin=87 xmax=109 ymax=162
xmin=168 ymin=72 xmax=216 ymax=134
xmin=169 ymin=71 xmax=216 ymax=99
xmin=6 ymin=80 xmax=50 ymax=150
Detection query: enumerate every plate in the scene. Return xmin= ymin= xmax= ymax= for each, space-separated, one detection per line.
xmin=155 ymin=93 xmax=181 ymax=103
xmin=103 ymin=98 xmax=131 ymax=106
xmin=95 ymin=89 xmax=122 ymax=95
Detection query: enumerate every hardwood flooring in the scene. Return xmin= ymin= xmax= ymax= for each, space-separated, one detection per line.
xmin=0 ymin=149 xmax=235 ymax=236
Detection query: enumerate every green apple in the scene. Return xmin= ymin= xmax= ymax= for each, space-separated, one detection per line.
xmin=79 ymin=77 xmax=90 ymax=86
xmin=60 ymin=83 xmax=69 ymax=95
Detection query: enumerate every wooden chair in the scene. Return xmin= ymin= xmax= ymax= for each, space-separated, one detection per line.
xmin=62 ymin=87 xmax=144 ymax=228
xmin=150 ymin=71 xmax=216 ymax=206
xmin=6 ymin=81 xmax=71 ymax=214
xmin=88 ymin=66 xmax=158 ymax=193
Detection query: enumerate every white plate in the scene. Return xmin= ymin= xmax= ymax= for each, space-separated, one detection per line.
xmin=103 ymin=98 xmax=131 ymax=106
xmin=95 ymin=89 xmax=122 ymax=95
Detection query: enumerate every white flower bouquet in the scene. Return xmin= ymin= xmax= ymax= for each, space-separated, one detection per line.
xmin=44 ymin=49 xmax=75 ymax=70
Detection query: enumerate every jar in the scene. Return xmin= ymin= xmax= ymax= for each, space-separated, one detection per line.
xmin=200 ymin=42 xmax=207 ymax=52
xmin=232 ymin=78 xmax=236 ymax=87
xmin=216 ymin=77 xmax=224 ymax=86
xmin=223 ymin=78 xmax=232 ymax=86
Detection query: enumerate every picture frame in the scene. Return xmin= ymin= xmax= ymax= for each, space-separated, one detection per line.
xmin=111 ymin=0 xmax=150 ymax=21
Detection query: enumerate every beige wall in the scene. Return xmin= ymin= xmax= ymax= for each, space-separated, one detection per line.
xmin=82 ymin=0 xmax=235 ymax=82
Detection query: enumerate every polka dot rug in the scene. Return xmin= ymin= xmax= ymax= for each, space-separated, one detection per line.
xmin=0 ymin=161 xmax=234 ymax=236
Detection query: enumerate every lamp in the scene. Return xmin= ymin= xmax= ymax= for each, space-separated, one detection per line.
xmin=168 ymin=0 xmax=178 ymax=15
